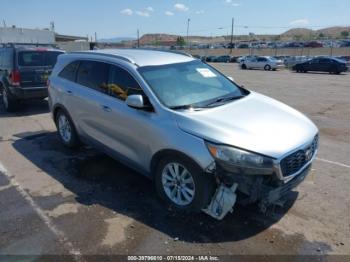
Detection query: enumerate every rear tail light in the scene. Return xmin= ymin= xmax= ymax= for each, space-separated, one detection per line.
xmin=10 ymin=70 xmax=21 ymax=86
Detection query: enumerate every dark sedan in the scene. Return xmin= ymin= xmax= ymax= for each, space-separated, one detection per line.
xmin=214 ymin=55 xmax=231 ymax=63
xmin=292 ymin=57 xmax=348 ymax=74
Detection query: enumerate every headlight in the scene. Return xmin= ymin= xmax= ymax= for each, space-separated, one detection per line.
xmin=206 ymin=142 xmax=274 ymax=175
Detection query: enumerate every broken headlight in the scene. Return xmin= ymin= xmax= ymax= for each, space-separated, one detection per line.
xmin=206 ymin=142 xmax=274 ymax=175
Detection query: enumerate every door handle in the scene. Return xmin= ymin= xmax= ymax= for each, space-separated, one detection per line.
xmin=101 ymin=105 xmax=111 ymax=112
xmin=66 ymin=90 xmax=73 ymax=95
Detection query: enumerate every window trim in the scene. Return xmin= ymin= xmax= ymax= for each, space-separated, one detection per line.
xmin=59 ymin=58 xmax=155 ymax=111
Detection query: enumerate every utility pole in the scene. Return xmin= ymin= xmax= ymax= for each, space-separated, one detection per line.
xmin=94 ymin=32 xmax=97 ymax=42
xmin=230 ymin=17 xmax=234 ymax=54
xmin=137 ymin=29 xmax=140 ymax=48
xmin=186 ymin=18 xmax=190 ymax=50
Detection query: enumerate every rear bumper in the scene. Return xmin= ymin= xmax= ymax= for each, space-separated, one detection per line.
xmin=273 ymin=64 xmax=285 ymax=69
xmin=9 ymin=86 xmax=48 ymax=100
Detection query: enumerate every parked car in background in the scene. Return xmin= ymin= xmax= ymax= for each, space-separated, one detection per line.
xmin=237 ymin=55 xmax=256 ymax=63
xmin=205 ymin=56 xmax=217 ymax=62
xmin=284 ymin=42 xmax=304 ymax=48
xmin=240 ymin=56 xmax=284 ymax=71
xmin=284 ymin=56 xmax=310 ymax=68
xmin=304 ymin=41 xmax=323 ymax=48
xmin=0 ymin=43 xmax=64 ymax=111
xmin=49 ymin=49 xmax=319 ymax=220
xmin=229 ymin=56 xmax=240 ymax=63
xmin=292 ymin=57 xmax=348 ymax=74
xmin=340 ymin=41 xmax=350 ymax=47
xmin=214 ymin=55 xmax=231 ymax=63
xmin=237 ymin=43 xmax=249 ymax=49
xmin=226 ymin=43 xmax=235 ymax=49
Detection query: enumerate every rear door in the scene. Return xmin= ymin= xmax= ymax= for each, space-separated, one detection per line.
xmin=257 ymin=57 xmax=267 ymax=69
xmin=17 ymin=50 xmax=63 ymax=87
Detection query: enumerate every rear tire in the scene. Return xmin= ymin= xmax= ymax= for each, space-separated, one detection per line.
xmin=55 ymin=110 xmax=80 ymax=148
xmin=155 ymin=155 xmax=216 ymax=213
xmin=264 ymin=65 xmax=271 ymax=71
xmin=1 ymin=88 xmax=17 ymax=112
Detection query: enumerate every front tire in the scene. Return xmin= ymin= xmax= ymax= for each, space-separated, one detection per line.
xmin=155 ymin=155 xmax=215 ymax=213
xmin=241 ymin=64 xmax=247 ymax=70
xmin=55 ymin=110 xmax=80 ymax=148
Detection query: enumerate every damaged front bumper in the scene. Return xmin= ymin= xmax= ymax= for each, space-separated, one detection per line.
xmin=203 ymin=163 xmax=312 ymax=220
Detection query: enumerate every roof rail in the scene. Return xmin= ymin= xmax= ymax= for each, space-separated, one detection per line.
xmin=71 ymin=51 xmax=136 ymax=64
xmin=136 ymin=48 xmax=193 ymax=58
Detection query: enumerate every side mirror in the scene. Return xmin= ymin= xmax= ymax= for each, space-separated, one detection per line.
xmin=126 ymin=94 xmax=145 ymax=109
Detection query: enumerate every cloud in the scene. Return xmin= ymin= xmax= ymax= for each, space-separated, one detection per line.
xmin=195 ymin=10 xmax=205 ymax=15
xmin=232 ymin=3 xmax=241 ymax=7
xmin=120 ymin=8 xmax=133 ymax=16
xmin=165 ymin=11 xmax=174 ymax=16
xmin=136 ymin=10 xmax=150 ymax=17
xmin=289 ymin=19 xmax=310 ymax=26
xmin=174 ymin=3 xmax=189 ymax=12
xmin=225 ymin=0 xmax=232 ymax=3
xmin=146 ymin=6 xmax=154 ymax=12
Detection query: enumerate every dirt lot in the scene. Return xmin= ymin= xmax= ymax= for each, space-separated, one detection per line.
xmin=0 ymin=65 xmax=349 ymax=260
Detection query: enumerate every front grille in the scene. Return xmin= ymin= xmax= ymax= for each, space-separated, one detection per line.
xmin=280 ymin=135 xmax=318 ymax=177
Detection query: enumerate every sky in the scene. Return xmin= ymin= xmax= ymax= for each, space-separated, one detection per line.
xmin=1 ymin=0 xmax=350 ymax=39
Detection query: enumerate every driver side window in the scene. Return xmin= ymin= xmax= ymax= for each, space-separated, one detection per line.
xmin=108 ymin=65 xmax=144 ymax=100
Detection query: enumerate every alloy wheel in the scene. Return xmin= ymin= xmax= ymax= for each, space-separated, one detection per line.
xmin=161 ymin=162 xmax=195 ymax=206
xmin=58 ymin=114 xmax=72 ymax=143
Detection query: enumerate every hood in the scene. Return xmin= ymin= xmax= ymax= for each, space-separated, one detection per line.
xmin=173 ymin=92 xmax=318 ymax=159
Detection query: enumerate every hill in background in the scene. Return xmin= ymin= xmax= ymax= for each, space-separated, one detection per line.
xmin=281 ymin=26 xmax=350 ymax=40
xmin=104 ymin=26 xmax=350 ymax=46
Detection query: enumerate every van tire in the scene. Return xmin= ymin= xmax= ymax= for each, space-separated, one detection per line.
xmin=2 ymin=88 xmax=17 ymax=112
xmin=155 ymin=154 xmax=216 ymax=213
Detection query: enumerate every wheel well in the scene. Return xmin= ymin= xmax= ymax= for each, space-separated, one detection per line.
xmin=53 ymin=104 xmax=74 ymax=126
xmin=53 ymin=104 xmax=70 ymax=122
xmin=150 ymin=149 xmax=203 ymax=178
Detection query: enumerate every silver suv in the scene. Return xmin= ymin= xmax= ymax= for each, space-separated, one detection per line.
xmin=49 ymin=49 xmax=318 ymax=220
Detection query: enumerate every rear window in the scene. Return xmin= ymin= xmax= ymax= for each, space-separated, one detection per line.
xmin=18 ymin=51 xmax=63 ymax=67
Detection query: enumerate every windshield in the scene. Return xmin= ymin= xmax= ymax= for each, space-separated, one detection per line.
xmin=138 ymin=60 xmax=245 ymax=108
xmin=18 ymin=51 xmax=63 ymax=67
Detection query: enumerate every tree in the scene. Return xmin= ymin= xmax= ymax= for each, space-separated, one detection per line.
xmin=176 ymin=36 xmax=186 ymax=46
xmin=318 ymin=33 xmax=325 ymax=39
xmin=341 ymin=31 xmax=349 ymax=38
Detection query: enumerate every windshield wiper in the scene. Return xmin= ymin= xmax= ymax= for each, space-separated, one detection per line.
xmin=204 ymin=95 xmax=245 ymax=107
xmin=169 ymin=104 xmax=195 ymax=110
